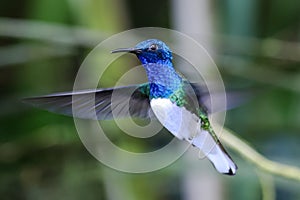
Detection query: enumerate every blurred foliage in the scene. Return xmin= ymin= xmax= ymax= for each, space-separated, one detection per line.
xmin=0 ymin=0 xmax=300 ymax=200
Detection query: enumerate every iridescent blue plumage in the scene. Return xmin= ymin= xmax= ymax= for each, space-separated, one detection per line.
xmin=134 ymin=39 xmax=183 ymax=99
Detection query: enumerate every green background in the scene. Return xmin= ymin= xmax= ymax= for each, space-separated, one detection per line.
xmin=0 ymin=0 xmax=300 ymax=199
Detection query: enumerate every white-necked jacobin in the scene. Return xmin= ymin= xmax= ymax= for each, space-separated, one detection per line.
xmin=24 ymin=39 xmax=237 ymax=175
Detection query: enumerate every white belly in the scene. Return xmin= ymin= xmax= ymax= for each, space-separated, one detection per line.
xmin=150 ymin=98 xmax=200 ymax=141
xmin=150 ymin=98 xmax=237 ymax=175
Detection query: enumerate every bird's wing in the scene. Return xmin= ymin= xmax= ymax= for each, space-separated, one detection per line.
xmin=187 ymin=82 xmax=252 ymax=114
xmin=23 ymin=82 xmax=251 ymax=120
xmin=23 ymin=84 xmax=154 ymax=120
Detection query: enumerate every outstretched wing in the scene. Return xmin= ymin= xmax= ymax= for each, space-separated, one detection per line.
xmin=23 ymin=84 xmax=153 ymax=120
xmin=188 ymin=82 xmax=252 ymax=114
xmin=24 ymin=82 xmax=251 ymax=120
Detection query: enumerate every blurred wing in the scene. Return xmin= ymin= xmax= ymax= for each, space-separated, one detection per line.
xmin=24 ymin=82 xmax=252 ymax=120
xmin=23 ymin=84 xmax=153 ymax=120
xmin=189 ymin=82 xmax=253 ymax=114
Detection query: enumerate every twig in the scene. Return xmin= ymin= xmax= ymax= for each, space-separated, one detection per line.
xmin=1 ymin=18 xmax=300 ymax=62
xmin=220 ymin=126 xmax=300 ymax=182
xmin=218 ymin=55 xmax=300 ymax=93
xmin=0 ymin=17 xmax=107 ymax=47
xmin=217 ymin=34 xmax=300 ymax=62
xmin=0 ymin=44 xmax=75 ymax=67
xmin=256 ymin=170 xmax=276 ymax=200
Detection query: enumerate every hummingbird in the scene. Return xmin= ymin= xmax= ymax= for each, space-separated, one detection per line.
xmin=24 ymin=39 xmax=237 ymax=175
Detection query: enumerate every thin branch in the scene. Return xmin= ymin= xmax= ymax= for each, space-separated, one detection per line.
xmin=0 ymin=17 xmax=107 ymax=47
xmin=218 ymin=55 xmax=300 ymax=93
xmin=256 ymin=170 xmax=276 ymax=200
xmin=219 ymin=126 xmax=300 ymax=182
xmin=1 ymin=18 xmax=300 ymax=62
xmin=0 ymin=44 xmax=75 ymax=67
xmin=217 ymin=34 xmax=300 ymax=62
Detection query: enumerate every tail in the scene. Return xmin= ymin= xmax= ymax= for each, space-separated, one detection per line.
xmin=192 ymin=129 xmax=237 ymax=175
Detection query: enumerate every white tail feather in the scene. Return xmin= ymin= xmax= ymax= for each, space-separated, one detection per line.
xmin=192 ymin=130 xmax=237 ymax=175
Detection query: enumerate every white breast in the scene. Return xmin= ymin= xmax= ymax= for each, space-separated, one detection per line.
xmin=150 ymin=98 xmax=200 ymax=141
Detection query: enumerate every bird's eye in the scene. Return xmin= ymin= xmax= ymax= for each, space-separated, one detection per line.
xmin=149 ymin=44 xmax=158 ymax=51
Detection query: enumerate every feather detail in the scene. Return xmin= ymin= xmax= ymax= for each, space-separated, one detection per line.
xmin=23 ymin=84 xmax=153 ymax=120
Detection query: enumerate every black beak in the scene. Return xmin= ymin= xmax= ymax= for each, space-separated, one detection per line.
xmin=111 ymin=47 xmax=142 ymax=54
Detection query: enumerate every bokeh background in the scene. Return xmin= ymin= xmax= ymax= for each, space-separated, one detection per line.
xmin=1 ymin=0 xmax=300 ymax=199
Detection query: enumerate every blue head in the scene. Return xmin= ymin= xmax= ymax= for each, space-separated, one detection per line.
xmin=134 ymin=39 xmax=173 ymax=65
xmin=112 ymin=39 xmax=173 ymax=65
xmin=112 ymin=39 xmax=182 ymax=98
